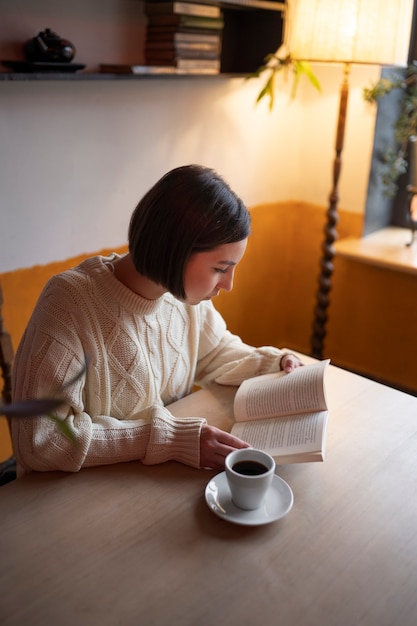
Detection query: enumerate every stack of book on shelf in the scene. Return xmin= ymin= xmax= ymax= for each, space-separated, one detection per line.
xmin=144 ymin=1 xmax=224 ymax=74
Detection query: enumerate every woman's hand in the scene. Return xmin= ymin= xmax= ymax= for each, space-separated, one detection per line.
xmin=280 ymin=353 xmax=304 ymax=373
xmin=200 ymin=424 xmax=250 ymax=470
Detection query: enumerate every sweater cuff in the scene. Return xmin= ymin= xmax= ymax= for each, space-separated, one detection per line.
xmin=142 ymin=407 xmax=206 ymax=469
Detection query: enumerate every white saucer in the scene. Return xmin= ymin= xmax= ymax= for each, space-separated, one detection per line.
xmin=205 ymin=471 xmax=294 ymax=526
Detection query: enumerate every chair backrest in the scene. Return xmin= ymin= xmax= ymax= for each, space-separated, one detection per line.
xmin=0 ymin=283 xmax=17 ymax=485
xmin=0 ymin=283 xmax=14 ymax=406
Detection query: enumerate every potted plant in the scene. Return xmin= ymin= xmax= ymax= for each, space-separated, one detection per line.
xmin=249 ymin=48 xmax=320 ymax=109
xmin=363 ymin=62 xmax=417 ymax=198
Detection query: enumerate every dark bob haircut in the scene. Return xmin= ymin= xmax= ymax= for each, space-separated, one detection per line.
xmin=128 ymin=164 xmax=251 ymax=299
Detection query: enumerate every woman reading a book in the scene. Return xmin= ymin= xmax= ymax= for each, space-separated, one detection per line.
xmin=11 ymin=164 xmax=303 ymax=474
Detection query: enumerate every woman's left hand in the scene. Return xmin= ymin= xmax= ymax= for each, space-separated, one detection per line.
xmin=280 ymin=353 xmax=304 ymax=373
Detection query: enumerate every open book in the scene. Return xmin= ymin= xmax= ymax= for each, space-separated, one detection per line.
xmin=231 ymin=359 xmax=330 ymax=464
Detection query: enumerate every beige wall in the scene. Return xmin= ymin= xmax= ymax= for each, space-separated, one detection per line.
xmin=1 ymin=0 xmax=380 ymax=274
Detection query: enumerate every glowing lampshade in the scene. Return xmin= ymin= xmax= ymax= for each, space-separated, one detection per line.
xmin=286 ymin=0 xmax=414 ymax=66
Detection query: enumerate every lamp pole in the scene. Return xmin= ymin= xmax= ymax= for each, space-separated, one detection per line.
xmin=285 ymin=0 xmax=414 ymax=359
xmin=311 ymin=63 xmax=350 ymax=359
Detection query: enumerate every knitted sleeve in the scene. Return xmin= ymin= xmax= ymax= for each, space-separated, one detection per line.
xmin=11 ymin=401 xmax=205 ymax=473
xmin=11 ymin=337 xmax=206 ymax=472
xmin=11 ymin=344 xmax=206 ymax=472
xmin=194 ymin=301 xmax=287 ymax=387
xmin=11 ymin=274 xmax=207 ymax=473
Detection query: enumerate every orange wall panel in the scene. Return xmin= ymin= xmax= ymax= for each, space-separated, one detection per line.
xmin=327 ymin=257 xmax=417 ymax=394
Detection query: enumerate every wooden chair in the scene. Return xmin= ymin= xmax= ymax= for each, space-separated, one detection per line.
xmin=0 ymin=282 xmax=17 ymax=485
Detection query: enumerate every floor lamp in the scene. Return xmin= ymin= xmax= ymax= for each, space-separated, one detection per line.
xmin=285 ymin=0 xmax=414 ymax=359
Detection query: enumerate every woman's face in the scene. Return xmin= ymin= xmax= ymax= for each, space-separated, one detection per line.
xmin=183 ymin=239 xmax=248 ymax=305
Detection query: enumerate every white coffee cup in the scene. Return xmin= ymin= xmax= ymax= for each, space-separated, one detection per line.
xmin=225 ymin=448 xmax=276 ymax=510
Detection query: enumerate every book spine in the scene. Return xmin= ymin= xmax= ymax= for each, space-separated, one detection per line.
xmin=146 ymin=14 xmax=224 ymax=29
xmin=146 ymin=31 xmax=222 ymax=45
xmin=146 ymin=25 xmax=224 ymax=36
xmin=144 ymin=2 xmax=221 ymax=18
xmin=145 ymin=41 xmax=221 ymax=52
xmin=176 ymin=58 xmax=220 ymax=71
xmin=99 ymin=64 xmax=133 ymax=74
xmin=131 ymin=65 xmax=179 ymax=74
xmin=141 ymin=57 xmax=220 ymax=71
xmin=146 ymin=49 xmax=220 ymax=61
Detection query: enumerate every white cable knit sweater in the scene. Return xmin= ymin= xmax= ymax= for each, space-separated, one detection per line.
xmin=11 ymin=254 xmax=285 ymax=473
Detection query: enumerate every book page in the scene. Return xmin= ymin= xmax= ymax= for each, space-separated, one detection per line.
xmin=231 ymin=410 xmax=328 ymax=462
xmin=233 ymin=359 xmax=329 ymax=422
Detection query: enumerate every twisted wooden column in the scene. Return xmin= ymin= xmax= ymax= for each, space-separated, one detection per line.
xmin=406 ymin=185 xmax=417 ymax=246
xmin=0 ymin=283 xmax=14 ymax=405
xmin=311 ymin=63 xmax=350 ymax=359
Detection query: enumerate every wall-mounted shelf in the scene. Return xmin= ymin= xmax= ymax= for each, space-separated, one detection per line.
xmin=202 ymin=0 xmax=285 ymax=9
xmin=0 ymin=0 xmax=285 ymax=80
xmin=0 ymin=71 xmax=243 ymax=81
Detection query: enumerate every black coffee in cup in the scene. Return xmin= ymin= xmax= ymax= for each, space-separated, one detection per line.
xmin=232 ymin=460 xmax=268 ymax=476
xmin=226 ymin=449 xmax=275 ymax=509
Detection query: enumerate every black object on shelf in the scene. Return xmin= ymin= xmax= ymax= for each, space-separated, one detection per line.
xmin=1 ymin=60 xmax=86 ymax=73
xmin=23 ymin=28 xmax=76 ymax=63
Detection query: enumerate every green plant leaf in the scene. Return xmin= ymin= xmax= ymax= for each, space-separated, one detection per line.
xmin=363 ymin=64 xmax=417 ymax=195
xmin=249 ymin=53 xmax=321 ymax=110
xmin=1 ymin=359 xmax=88 ymax=443
xmin=47 ymin=414 xmax=77 ymax=444
xmin=293 ymin=61 xmax=321 ymax=94
xmin=258 ymin=73 xmax=277 ymax=110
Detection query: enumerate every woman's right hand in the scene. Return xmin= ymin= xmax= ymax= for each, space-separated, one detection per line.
xmin=199 ymin=424 xmax=250 ymax=470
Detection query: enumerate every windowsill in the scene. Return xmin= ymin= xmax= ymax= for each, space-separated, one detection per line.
xmin=334 ymin=227 xmax=417 ymax=276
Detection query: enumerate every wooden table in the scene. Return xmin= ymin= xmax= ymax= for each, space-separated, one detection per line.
xmin=1 ymin=359 xmax=417 ymax=626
